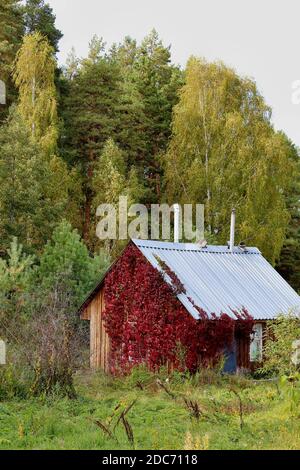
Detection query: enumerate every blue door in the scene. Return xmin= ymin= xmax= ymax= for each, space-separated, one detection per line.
xmin=223 ymin=339 xmax=237 ymax=373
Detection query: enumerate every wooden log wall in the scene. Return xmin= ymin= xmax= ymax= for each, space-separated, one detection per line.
xmin=81 ymin=287 xmax=110 ymax=372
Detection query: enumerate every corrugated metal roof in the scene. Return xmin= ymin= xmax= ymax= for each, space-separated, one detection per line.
xmin=132 ymin=239 xmax=300 ymax=320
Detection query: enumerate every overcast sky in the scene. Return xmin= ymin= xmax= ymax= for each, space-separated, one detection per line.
xmin=48 ymin=0 xmax=300 ymax=146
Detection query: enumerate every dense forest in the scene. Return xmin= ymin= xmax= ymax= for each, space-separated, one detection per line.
xmin=1 ymin=0 xmax=300 ymax=331
xmin=1 ymin=2 xmax=300 ymax=452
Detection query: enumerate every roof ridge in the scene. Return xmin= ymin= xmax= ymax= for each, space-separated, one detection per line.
xmin=137 ymin=246 xmax=259 ymax=254
xmin=132 ymin=239 xmax=260 ymax=254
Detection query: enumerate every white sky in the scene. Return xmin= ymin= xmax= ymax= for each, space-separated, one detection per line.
xmin=48 ymin=0 xmax=300 ymax=147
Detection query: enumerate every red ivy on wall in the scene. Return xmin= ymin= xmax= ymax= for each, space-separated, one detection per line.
xmin=103 ymin=243 xmax=253 ymax=375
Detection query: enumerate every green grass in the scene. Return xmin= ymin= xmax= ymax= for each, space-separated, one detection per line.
xmin=0 ymin=368 xmax=300 ymax=450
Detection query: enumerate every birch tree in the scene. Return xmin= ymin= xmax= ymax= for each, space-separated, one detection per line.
xmin=164 ymin=57 xmax=295 ymax=263
xmin=13 ymin=32 xmax=58 ymax=154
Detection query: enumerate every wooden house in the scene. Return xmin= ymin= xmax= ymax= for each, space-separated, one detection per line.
xmin=80 ymin=238 xmax=300 ymax=374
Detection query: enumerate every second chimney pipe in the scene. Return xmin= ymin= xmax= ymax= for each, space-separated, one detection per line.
xmin=173 ymin=203 xmax=180 ymax=243
xmin=230 ymin=209 xmax=235 ymax=252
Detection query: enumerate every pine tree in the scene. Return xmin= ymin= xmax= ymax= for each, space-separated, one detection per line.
xmin=114 ymin=30 xmax=183 ymax=201
xmin=132 ymin=30 xmax=183 ymax=200
xmin=35 ymin=220 xmax=109 ymax=308
xmin=110 ymin=36 xmax=138 ymax=70
xmin=0 ymin=0 xmax=23 ymax=76
xmin=61 ymin=39 xmax=122 ymax=242
xmin=0 ymin=237 xmax=34 ymax=327
xmin=0 ymin=0 xmax=24 ymax=121
xmin=109 ymin=36 xmax=148 ymax=169
xmin=64 ymin=47 xmax=79 ymax=81
xmin=23 ymin=0 xmax=63 ymax=53
xmin=60 ymin=32 xmax=182 ymax=246
xmin=117 ymin=77 xmax=148 ymax=171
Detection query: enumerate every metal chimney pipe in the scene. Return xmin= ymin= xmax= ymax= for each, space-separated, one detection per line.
xmin=173 ymin=203 xmax=180 ymax=243
xmin=230 ymin=209 xmax=236 ymax=252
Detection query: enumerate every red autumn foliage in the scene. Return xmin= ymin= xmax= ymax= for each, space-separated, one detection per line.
xmin=103 ymin=243 xmax=253 ymax=375
xmin=153 ymin=254 xmax=186 ymax=295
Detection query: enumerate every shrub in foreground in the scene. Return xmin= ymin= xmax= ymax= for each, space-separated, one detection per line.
xmin=259 ymin=312 xmax=300 ymax=377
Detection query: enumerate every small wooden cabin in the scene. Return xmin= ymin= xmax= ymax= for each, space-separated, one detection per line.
xmin=80 ymin=239 xmax=300 ymax=374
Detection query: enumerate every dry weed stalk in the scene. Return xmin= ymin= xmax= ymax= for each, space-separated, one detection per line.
xmin=183 ymin=398 xmax=202 ymax=420
xmin=92 ymin=399 xmax=137 ymax=447
xmin=230 ymin=387 xmax=244 ymax=430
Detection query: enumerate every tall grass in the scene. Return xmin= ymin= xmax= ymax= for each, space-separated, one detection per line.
xmin=0 ymin=366 xmax=299 ymax=450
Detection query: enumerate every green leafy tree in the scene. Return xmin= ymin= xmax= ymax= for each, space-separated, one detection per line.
xmin=126 ymin=165 xmax=148 ymax=205
xmin=92 ymin=138 xmax=127 ymax=206
xmin=13 ymin=32 xmax=58 ymax=154
xmin=0 ymin=109 xmax=70 ymax=252
xmin=91 ymin=139 xmax=147 ymax=253
xmin=277 ymin=135 xmax=300 ymax=291
xmin=164 ymin=57 xmax=294 ymax=263
xmin=23 ymin=0 xmax=63 ymax=53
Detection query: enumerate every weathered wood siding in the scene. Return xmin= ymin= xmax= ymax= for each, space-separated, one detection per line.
xmin=81 ymin=287 xmax=110 ymax=372
xmin=236 ymin=335 xmax=251 ymax=370
xmin=81 ymin=289 xmax=267 ymax=374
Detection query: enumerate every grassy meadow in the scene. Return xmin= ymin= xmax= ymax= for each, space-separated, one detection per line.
xmin=0 ymin=367 xmax=300 ymax=450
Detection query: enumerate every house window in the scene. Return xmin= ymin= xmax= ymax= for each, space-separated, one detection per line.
xmin=250 ymin=323 xmax=263 ymax=362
